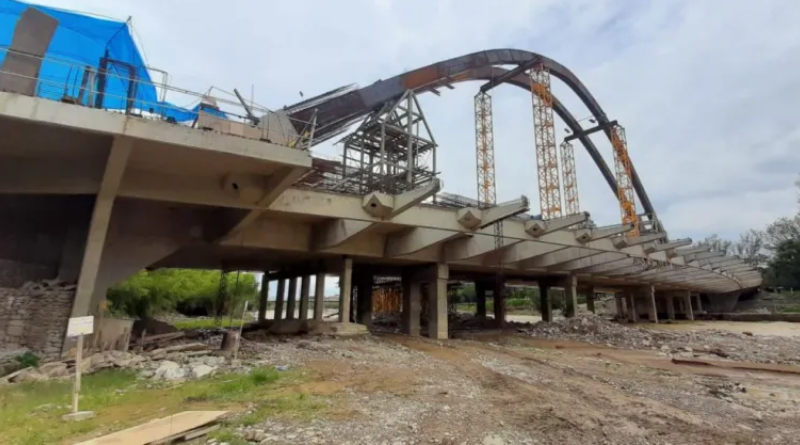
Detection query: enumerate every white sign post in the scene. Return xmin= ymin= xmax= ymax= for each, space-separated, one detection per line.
xmin=63 ymin=316 xmax=95 ymax=421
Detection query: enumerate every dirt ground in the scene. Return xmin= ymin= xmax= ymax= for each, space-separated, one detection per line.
xmin=231 ymin=322 xmax=800 ymax=445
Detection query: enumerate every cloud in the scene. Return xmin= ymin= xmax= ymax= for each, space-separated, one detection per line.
xmin=30 ymin=0 xmax=800 ymax=282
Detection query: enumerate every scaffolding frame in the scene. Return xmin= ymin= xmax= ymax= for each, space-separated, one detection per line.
xmin=530 ymin=64 xmax=563 ymax=219
xmin=610 ymin=124 xmax=640 ymax=235
xmin=474 ymin=91 xmax=496 ymax=208
xmin=337 ymin=90 xmax=437 ymax=195
xmin=560 ymin=140 xmax=580 ymax=215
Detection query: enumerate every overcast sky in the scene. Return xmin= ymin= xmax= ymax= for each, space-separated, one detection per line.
xmin=30 ymin=0 xmax=800 ymax=294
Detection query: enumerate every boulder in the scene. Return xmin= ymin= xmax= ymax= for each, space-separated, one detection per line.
xmin=154 ymin=361 xmax=186 ymax=381
xmin=190 ymin=364 xmax=215 ymax=379
xmin=38 ymin=362 xmax=68 ymax=378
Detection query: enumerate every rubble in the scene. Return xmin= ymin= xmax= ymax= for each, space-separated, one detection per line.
xmin=0 ymin=341 xmax=253 ymax=384
xmin=524 ymin=314 xmax=800 ymax=365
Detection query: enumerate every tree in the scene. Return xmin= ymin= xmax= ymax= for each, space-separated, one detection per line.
xmin=765 ymin=239 xmax=800 ymax=289
xmin=107 ymin=269 xmax=258 ymax=318
xmin=762 ymin=214 xmax=800 ymax=252
xmin=732 ymin=229 xmax=768 ymax=266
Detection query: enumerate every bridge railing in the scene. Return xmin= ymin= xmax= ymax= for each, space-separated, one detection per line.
xmin=0 ymin=47 xmax=316 ymax=150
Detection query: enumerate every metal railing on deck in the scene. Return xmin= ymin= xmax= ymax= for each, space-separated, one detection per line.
xmin=0 ymin=47 xmax=316 ymax=150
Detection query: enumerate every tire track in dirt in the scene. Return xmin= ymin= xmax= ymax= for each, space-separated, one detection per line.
xmin=390 ymin=335 xmax=757 ymax=445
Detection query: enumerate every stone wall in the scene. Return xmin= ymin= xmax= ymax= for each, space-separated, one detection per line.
xmin=0 ymin=259 xmax=55 ymax=288
xmin=0 ymin=280 xmax=74 ymax=360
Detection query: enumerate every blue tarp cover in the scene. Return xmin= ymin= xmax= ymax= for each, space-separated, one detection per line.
xmin=0 ymin=0 xmax=207 ymax=121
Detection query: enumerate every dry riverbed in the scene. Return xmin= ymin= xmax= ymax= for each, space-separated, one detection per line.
xmin=3 ymin=316 xmax=800 ymax=444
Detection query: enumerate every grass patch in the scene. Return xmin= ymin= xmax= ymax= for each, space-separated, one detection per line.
xmin=780 ymin=305 xmax=800 ymax=313
xmin=0 ymin=366 xmax=326 ymax=445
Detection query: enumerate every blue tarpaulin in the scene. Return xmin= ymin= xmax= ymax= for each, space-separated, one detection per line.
xmin=0 ymin=0 xmax=210 ymax=121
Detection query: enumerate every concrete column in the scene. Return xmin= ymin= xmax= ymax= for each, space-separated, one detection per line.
xmin=695 ymin=294 xmax=704 ymax=313
xmin=684 ymin=290 xmax=694 ymax=321
xmin=586 ymin=286 xmax=596 ymax=314
xmin=645 ymin=286 xmax=658 ymax=323
xmin=258 ymin=274 xmax=269 ymax=322
xmin=493 ymin=278 xmax=506 ymax=325
xmin=356 ymin=273 xmax=373 ymax=327
xmin=564 ymin=275 xmax=578 ymax=318
xmin=299 ymin=275 xmax=310 ymax=321
xmin=71 ymin=137 xmax=133 ymax=317
xmin=338 ymin=257 xmax=353 ymax=323
xmin=313 ymin=272 xmax=325 ymax=321
xmin=666 ymin=295 xmax=676 ymax=320
xmin=274 ymin=278 xmax=286 ymax=321
xmin=475 ymin=281 xmax=487 ymax=319
xmin=540 ymin=284 xmax=553 ymax=322
xmin=615 ymin=294 xmax=625 ymax=319
xmin=428 ymin=263 xmax=449 ymax=340
xmin=401 ymin=270 xmax=421 ymax=336
xmin=286 ymin=277 xmax=298 ymax=320
xmin=627 ymin=291 xmax=638 ymax=322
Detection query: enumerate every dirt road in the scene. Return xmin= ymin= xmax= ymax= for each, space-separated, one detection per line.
xmin=238 ymin=328 xmax=800 ymax=445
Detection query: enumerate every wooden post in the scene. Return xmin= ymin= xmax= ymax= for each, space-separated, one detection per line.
xmin=72 ymin=335 xmax=83 ymax=413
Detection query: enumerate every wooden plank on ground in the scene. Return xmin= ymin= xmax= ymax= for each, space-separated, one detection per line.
xmin=672 ymin=358 xmax=800 ymax=376
xmin=75 ymin=411 xmax=228 ymax=445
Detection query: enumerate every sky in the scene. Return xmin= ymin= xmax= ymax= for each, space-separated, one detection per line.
xmin=26 ymin=0 xmax=800 ymax=295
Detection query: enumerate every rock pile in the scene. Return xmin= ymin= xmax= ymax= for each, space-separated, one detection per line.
xmin=524 ymin=315 xmax=800 ymax=365
xmin=1 ymin=342 xmax=251 ymax=384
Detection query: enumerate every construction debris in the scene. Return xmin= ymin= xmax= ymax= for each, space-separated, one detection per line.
xmin=524 ymin=314 xmax=800 ymax=366
xmin=1 ymin=343 xmax=251 ymax=384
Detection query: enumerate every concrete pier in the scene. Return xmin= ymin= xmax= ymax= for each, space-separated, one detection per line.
xmin=645 ymin=285 xmax=658 ymax=323
xmin=401 ymin=270 xmax=421 ymax=336
xmin=428 ymin=263 xmax=449 ymax=340
xmin=299 ymin=275 xmax=310 ymax=321
xmin=338 ymin=258 xmax=353 ymax=324
xmin=286 ymin=277 xmax=297 ymax=320
xmin=564 ymin=275 xmax=578 ymax=318
xmin=313 ymin=272 xmax=325 ymax=321
xmin=274 ymin=279 xmax=286 ymax=321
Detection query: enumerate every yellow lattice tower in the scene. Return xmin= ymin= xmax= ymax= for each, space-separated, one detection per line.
xmin=560 ymin=140 xmax=580 ymax=215
xmin=474 ymin=91 xmax=496 ymax=206
xmin=530 ymin=64 xmax=562 ymax=219
xmin=610 ymin=124 xmax=640 ymax=235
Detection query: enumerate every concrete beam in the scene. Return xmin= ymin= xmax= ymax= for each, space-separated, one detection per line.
xmin=644 ymin=238 xmax=692 ymax=253
xmin=219 ymin=166 xmax=308 ymax=241
xmin=685 ymin=251 xmax=726 ymax=263
xmin=573 ymin=223 xmax=633 ymax=244
xmin=71 ymin=137 xmax=133 ymax=317
xmin=499 ymin=242 xmax=565 ymax=265
xmin=444 ymin=233 xmax=517 ymax=262
xmin=312 ymin=219 xmax=374 ymax=251
xmin=363 ymin=180 xmax=442 ymax=219
xmin=612 ymin=232 xmax=666 ymax=249
xmin=674 ymin=246 xmax=711 ymax=257
xmin=524 ymin=212 xmax=589 ymax=237
xmin=478 ymin=196 xmax=530 ymax=229
xmin=385 ymin=228 xmax=460 ymax=257
xmin=456 ymin=197 xmax=530 ymax=230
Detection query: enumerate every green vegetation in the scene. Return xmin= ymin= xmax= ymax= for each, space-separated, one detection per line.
xmin=0 ymin=367 xmax=326 ymax=445
xmin=107 ymin=269 xmax=259 ymax=318
xmin=14 ymin=352 xmax=40 ymax=369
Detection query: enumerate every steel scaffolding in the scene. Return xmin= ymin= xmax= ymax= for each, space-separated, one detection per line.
xmin=474 ymin=91 xmax=496 ymax=208
xmin=560 ymin=140 xmax=580 ymax=215
xmin=337 ymin=90 xmax=437 ymax=194
xmin=610 ymin=124 xmax=640 ymax=235
xmin=530 ymin=64 xmax=562 ymax=219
